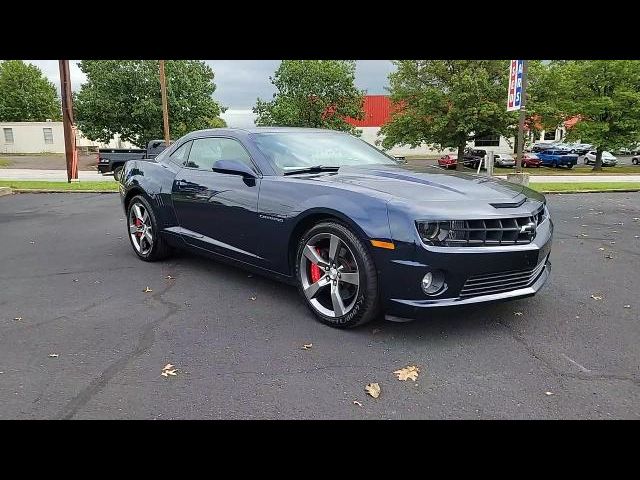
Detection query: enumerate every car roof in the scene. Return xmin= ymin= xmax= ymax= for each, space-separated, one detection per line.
xmin=182 ymin=127 xmax=346 ymax=138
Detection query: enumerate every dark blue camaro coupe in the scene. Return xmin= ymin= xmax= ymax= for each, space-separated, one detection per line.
xmin=119 ymin=128 xmax=552 ymax=328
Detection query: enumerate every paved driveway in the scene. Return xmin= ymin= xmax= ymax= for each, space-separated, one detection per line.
xmin=0 ymin=193 xmax=638 ymax=419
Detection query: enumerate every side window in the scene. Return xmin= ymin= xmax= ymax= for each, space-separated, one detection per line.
xmin=187 ymin=137 xmax=255 ymax=172
xmin=169 ymin=141 xmax=191 ymax=166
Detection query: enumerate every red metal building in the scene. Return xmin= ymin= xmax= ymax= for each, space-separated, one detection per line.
xmin=344 ymin=95 xmax=392 ymax=127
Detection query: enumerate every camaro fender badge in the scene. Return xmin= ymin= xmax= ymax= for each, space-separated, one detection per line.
xmin=259 ymin=214 xmax=284 ymax=223
xmin=519 ymin=222 xmax=536 ymax=235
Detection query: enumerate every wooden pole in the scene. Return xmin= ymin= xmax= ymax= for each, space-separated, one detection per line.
xmin=159 ymin=60 xmax=170 ymax=146
xmin=515 ymin=60 xmax=528 ymax=173
xmin=59 ymin=60 xmax=77 ymax=182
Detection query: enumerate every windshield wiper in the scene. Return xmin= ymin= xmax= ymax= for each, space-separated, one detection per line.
xmin=283 ymin=165 xmax=340 ymax=176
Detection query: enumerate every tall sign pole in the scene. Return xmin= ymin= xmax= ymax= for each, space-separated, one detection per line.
xmin=508 ymin=60 xmax=528 ymax=173
xmin=159 ymin=60 xmax=170 ymax=146
xmin=59 ymin=60 xmax=77 ymax=182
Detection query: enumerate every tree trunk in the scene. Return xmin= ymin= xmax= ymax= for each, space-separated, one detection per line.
xmin=592 ymin=146 xmax=604 ymax=172
xmin=456 ymin=143 xmax=466 ymax=171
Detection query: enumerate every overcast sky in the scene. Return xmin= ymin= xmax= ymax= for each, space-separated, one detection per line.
xmin=26 ymin=60 xmax=396 ymax=109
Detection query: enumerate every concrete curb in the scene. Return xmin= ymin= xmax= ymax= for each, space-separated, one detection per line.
xmin=0 ymin=187 xmax=12 ymax=197
xmin=12 ymin=189 xmax=118 ymax=194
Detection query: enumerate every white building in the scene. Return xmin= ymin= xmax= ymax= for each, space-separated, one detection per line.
xmin=0 ymin=121 xmax=137 ymax=154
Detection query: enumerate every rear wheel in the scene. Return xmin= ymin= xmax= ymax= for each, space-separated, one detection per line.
xmin=127 ymin=195 xmax=172 ymax=261
xmin=566 ymin=163 xmax=573 ymax=169
xmin=113 ymin=165 xmax=123 ymax=181
xmin=295 ymin=222 xmax=379 ymax=328
xmin=633 ymin=157 xmax=639 ymax=165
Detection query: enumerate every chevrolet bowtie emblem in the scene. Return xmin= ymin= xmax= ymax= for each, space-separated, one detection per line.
xmin=519 ymin=222 xmax=536 ymax=235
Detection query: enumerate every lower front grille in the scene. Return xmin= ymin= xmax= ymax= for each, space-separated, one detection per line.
xmin=459 ymin=257 xmax=548 ymax=298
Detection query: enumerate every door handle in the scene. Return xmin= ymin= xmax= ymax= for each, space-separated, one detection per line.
xmin=175 ymin=179 xmax=188 ymax=188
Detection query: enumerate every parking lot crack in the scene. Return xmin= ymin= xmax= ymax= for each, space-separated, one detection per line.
xmin=55 ymin=280 xmax=180 ymax=420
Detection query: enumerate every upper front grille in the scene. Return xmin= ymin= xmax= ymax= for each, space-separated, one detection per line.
xmin=417 ymin=205 xmax=547 ymax=247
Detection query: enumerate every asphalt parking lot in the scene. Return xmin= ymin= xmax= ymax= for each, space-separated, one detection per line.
xmin=0 ymin=193 xmax=638 ymax=419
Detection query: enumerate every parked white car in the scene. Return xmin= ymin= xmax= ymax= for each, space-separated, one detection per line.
xmin=584 ymin=150 xmax=617 ymax=166
xmin=493 ymin=153 xmax=515 ymax=167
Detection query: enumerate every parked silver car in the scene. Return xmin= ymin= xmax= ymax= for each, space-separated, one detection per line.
xmin=584 ymin=150 xmax=617 ymax=166
xmin=493 ymin=153 xmax=515 ymax=167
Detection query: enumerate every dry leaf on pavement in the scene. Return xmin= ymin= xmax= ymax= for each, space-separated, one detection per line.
xmin=365 ymin=383 xmax=381 ymax=398
xmin=48 ymin=353 xmax=58 ymax=358
xmin=394 ymin=365 xmax=420 ymax=381
xmin=143 ymin=286 xmax=153 ymax=293
xmin=598 ymin=247 xmax=605 ymax=251
xmin=353 ymin=400 xmax=363 ymax=407
xmin=163 ymin=364 xmax=174 ymax=370
xmin=591 ymin=295 xmax=603 ymax=300
xmin=545 ymin=391 xmax=554 ymax=396
xmin=165 ymin=275 xmax=174 ymax=280
xmin=301 ymin=343 xmax=313 ymax=350
xmin=13 ymin=317 xmax=22 ymax=321
xmin=624 ymin=305 xmax=631 ymax=308
xmin=514 ymin=312 xmax=523 ymax=316
xmin=161 ymin=363 xmax=178 ymax=377
xmin=250 ymin=296 xmax=257 ymax=301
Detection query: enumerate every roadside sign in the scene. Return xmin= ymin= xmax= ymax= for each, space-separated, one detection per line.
xmin=507 ymin=60 xmax=524 ymax=112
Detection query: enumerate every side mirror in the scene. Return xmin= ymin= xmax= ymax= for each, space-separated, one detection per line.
xmin=212 ymin=159 xmax=257 ymax=178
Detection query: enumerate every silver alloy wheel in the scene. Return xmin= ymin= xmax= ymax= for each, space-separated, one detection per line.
xmin=300 ymin=233 xmax=360 ymax=318
xmin=129 ymin=203 xmax=153 ymax=255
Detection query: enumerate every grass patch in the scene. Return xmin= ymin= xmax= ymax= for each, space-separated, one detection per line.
xmin=529 ymin=182 xmax=640 ymax=193
xmin=494 ymin=165 xmax=640 ymax=175
xmin=0 ymin=159 xmax=10 ymax=168
xmin=0 ymin=180 xmax=118 ymax=191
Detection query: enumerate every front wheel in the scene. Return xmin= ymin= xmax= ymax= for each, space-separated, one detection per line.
xmin=566 ymin=163 xmax=574 ymax=169
xmin=633 ymin=158 xmax=639 ymax=165
xmin=295 ymin=221 xmax=380 ymax=328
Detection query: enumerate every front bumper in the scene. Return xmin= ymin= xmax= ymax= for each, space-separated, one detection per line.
xmin=97 ymin=163 xmax=111 ymax=174
xmin=377 ymin=217 xmax=553 ymax=320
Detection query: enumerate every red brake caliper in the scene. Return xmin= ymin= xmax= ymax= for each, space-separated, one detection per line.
xmin=309 ymin=248 xmax=323 ymax=283
xmin=134 ymin=218 xmax=143 ymax=238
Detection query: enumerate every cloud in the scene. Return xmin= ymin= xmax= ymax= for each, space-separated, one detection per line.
xmin=24 ymin=60 xmax=396 ymax=109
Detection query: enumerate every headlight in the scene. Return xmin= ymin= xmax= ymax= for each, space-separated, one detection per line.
xmin=416 ymin=221 xmax=451 ymax=245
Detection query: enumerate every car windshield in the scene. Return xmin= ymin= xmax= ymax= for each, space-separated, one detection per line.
xmin=252 ymin=131 xmax=397 ymax=172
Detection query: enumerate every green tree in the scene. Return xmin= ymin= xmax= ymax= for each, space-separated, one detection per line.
xmin=552 ymin=61 xmax=640 ymax=171
xmin=380 ymin=60 xmax=516 ymax=171
xmin=75 ymin=60 xmax=224 ymax=147
xmin=0 ymin=60 xmax=61 ymax=121
xmin=253 ymin=60 xmax=364 ymax=133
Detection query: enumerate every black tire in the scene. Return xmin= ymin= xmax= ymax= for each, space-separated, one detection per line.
xmin=126 ymin=195 xmax=172 ymax=262
xmin=566 ymin=163 xmax=573 ymax=169
xmin=113 ymin=165 xmax=123 ymax=181
xmin=295 ymin=221 xmax=380 ymax=329
xmin=633 ymin=157 xmax=638 ymax=165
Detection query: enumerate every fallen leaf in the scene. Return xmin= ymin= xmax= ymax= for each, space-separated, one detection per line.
xmin=598 ymin=247 xmax=605 ymax=251
xmin=614 ymin=222 xmax=624 ymax=226
xmin=633 ymin=217 xmax=640 ymax=221
xmin=48 ymin=353 xmax=58 ymax=358
xmin=393 ymin=365 xmax=420 ymax=382
xmin=105 ymin=232 xmax=111 ymax=235
xmin=165 ymin=369 xmax=177 ymax=376
xmin=163 ymin=364 xmax=174 ymax=370
xmin=94 ymin=280 xmax=101 ymax=284
xmin=575 ymin=315 xmax=580 ymax=319
xmin=13 ymin=317 xmax=22 ymax=321
xmin=514 ymin=312 xmax=523 ymax=316
xmin=73 ymin=278 xmax=79 ymax=282
xmin=184 ymin=301 xmax=191 ymax=307
xmin=161 ymin=371 xmax=168 ymax=377
xmin=624 ymin=305 xmax=631 ymax=309
xmin=605 ymin=254 xmax=614 ymax=259
xmin=165 ymin=275 xmax=174 ymax=280
xmin=29 ymin=241 xmax=35 ymax=244
xmin=545 ymin=391 xmax=554 ymax=396
xmin=143 ymin=286 xmax=153 ymax=293
xmin=249 ymin=296 xmax=257 ymax=301
xmin=635 ymin=236 xmax=640 ymax=239
xmin=365 ymin=383 xmax=381 ymax=399
xmin=301 ymin=343 xmax=313 ymax=350
xmin=353 ymin=400 xmax=363 ymax=407
xmin=610 ymin=241 xmax=616 ymax=244
xmin=611 ymin=230 xmax=618 ymax=234
xmin=591 ymin=295 xmax=603 ymax=300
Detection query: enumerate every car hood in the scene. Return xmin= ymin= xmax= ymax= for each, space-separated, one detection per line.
xmin=300 ymin=163 xmax=527 ymax=202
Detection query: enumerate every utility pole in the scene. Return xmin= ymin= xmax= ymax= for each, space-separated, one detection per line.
xmin=59 ymin=60 xmax=78 ymax=182
xmin=515 ymin=60 xmax=529 ymax=173
xmin=159 ymin=60 xmax=170 ymax=146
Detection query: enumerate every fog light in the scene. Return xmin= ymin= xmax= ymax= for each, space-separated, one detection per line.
xmin=421 ymin=272 xmax=433 ymax=291
xmin=421 ymin=270 xmax=445 ymax=295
